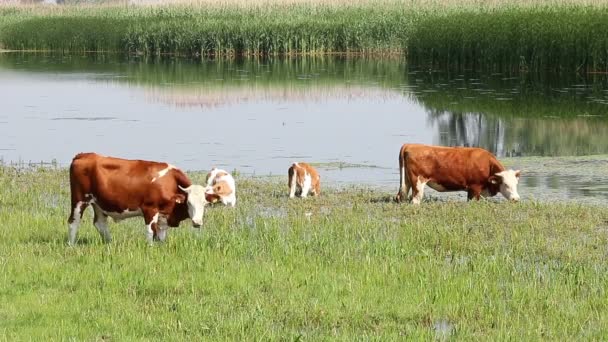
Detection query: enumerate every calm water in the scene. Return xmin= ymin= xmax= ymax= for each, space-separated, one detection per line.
xmin=1 ymin=53 xmax=607 ymax=203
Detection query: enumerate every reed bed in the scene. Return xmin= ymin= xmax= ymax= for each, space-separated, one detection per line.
xmin=1 ymin=1 xmax=608 ymax=71
xmin=407 ymin=6 xmax=608 ymax=72
xmin=0 ymin=4 xmax=411 ymax=55
xmin=0 ymin=0 xmax=608 ymax=71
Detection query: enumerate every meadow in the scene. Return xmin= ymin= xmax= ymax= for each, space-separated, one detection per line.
xmin=1 ymin=164 xmax=608 ymax=339
xmin=1 ymin=0 xmax=608 ymax=71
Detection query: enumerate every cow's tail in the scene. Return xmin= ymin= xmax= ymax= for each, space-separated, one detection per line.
xmin=396 ymin=145 xmax=408 ymax=202
xmin=288 ymin=163 xmax=298 ymax=197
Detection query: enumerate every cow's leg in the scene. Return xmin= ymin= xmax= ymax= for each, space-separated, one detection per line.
xmin=396 ymin=162 xmax=407 ymax=202
xmin=67 ymin=200 xmax=88 ymax=245
xmin=311 ymin=181 xmax=320 ymax=197
xmin=143 ymin=209 xmax=160 ymax=245
xmin=288 ymin=170 xmax=298 ymax=198
xmin=467 ymin=186 xmax=482 ymax=201
xmin=92 ymin=204 xmax=112 ymax=243
xmin=411 ymin=176 xmax=427 ymax=205
xmin=156 ymin=216 xmax=169 ymax=242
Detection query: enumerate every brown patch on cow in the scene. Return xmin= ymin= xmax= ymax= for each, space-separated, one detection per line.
xmin=212 ymin=180 xmax=232 ymax=197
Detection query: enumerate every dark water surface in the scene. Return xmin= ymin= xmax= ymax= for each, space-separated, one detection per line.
xmin=1 ymin=54 xmax=607 ymax=203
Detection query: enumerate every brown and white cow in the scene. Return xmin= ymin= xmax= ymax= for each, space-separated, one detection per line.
xmin=395 ymin=144 xmax=521 ymax=204
xmin=288 ymin=162 xmax=320 ymax=198
xmin=67 ymin=153 xmax=209 ymax=245
xmin=204 ymin=168 xmax=236 ymax=207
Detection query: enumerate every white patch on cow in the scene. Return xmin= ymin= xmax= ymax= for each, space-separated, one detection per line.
xmin=179 ymin=184 xmax=207 ymax=227
xmin=151 ymin=164 xmax=176 ymax=182
xmin=205 ymin=168 xmax=220 ymax=187
xmin=411 ymin=177 xmax=427 ymax=205
xmin=106 ymin=208 xmax=143 ymax=222
xmin=222 ymin=193 xmax=237 ymax=207
xmin=496 ymin=169 xmax=521 ymax=201
xmin=301 ymin=172 xmax=312 ymax=198
xmin=427 ymin=181 xmax=447 ymax=192
xmin=145 ymin=212 xmax=159 ymax=244
xmin=92 ymin=205 xmax=112 ymax=243
xmin=68 ymin=201 xmax=84 ymax=245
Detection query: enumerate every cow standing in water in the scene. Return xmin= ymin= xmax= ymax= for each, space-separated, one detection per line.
xmin=395 ymin=144 xmax=521 ymax=204
xmin=67 ymin=153 xmax=209 ymax=245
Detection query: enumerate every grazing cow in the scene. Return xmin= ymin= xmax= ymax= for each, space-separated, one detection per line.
xmin=288 ymin=162 xmax=320 ymax=198
xmin=395 ymin=144 xmax=521 ymax=204
xmin=204 ymin=168 xmax=237 ymax=207
xmin=67 ymin=153 xmax=208 ymax=245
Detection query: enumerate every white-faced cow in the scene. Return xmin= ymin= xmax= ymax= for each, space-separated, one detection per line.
xmin=395 ymin=144 xmax=521 ymax=204
xmin=67 ymin=153 xmax=209 ymax=245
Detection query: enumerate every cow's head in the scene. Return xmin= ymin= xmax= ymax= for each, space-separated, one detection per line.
xmin=206 ymin=180 xmax=231 ymax=198
xmin=204 ymin=185 xmax=221 ymax=203
xmin=178 ymin=185 xmax=208 ymax=228
xmin=489 ymin=170 xmax=521 ymax=201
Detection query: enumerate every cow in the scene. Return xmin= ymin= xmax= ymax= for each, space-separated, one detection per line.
xmin=204 ymin=168 xmax=237 ymax=207
xmin=67 ymin=153 xmax=209 ymax=245
xmin=288 ymin=162 xmax=321 ymax=198
xmin=395 ymin=144 xmax=521 ymax=204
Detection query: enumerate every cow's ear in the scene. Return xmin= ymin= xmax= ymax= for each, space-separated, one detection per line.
xmin=172 ymin=194 xmax=186 ymax=204
xmin=489 ymin=175 xmax=501 ymax=185
xmin=515 ymin=170 xmax=521 ymax=179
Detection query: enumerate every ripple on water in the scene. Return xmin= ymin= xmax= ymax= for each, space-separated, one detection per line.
xmin=51 ymin=116 xmax=118 ymax=121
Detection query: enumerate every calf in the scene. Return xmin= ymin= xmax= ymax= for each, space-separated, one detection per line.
xmin=68 ymin=153 xmax=208 ymax=245
xmin=204 ymin=168 xmax=237 ymax=207
xmin=395 ymin=144 xmax=521 ymax=204
xmin=288 ymin=162 xmax=321 ymax=198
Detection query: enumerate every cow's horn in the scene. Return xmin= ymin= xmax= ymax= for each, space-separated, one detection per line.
xmin=179 ymin=185 xmax=191 ymax=193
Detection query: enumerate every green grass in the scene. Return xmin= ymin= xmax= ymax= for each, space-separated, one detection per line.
xmin=1 ymin=2 xmax=608 ymax=71
xmin=1 ymin=166 xmax=608 ymax=339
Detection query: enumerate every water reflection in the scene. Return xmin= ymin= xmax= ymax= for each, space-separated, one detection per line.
xmin=0 ymin=53 xmax=607 ymax=204
xmin=410 ymin=70 xmax=608 ymax=156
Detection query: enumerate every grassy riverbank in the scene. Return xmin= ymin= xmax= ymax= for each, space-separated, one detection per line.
xmin=1 ymin=1 xmax=608 ymax=71
xmin=1 ymin=165 xmax=607 ymax=339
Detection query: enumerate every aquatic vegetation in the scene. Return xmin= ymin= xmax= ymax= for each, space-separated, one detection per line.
xmin=1 ymin=1 xmax=608 ymax=71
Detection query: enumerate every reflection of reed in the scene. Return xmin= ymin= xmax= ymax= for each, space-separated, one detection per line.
xmin=145 ymin=85 xmax=404 ymax=109
xmin=429 ymin=110 xmax=608 ymax=157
